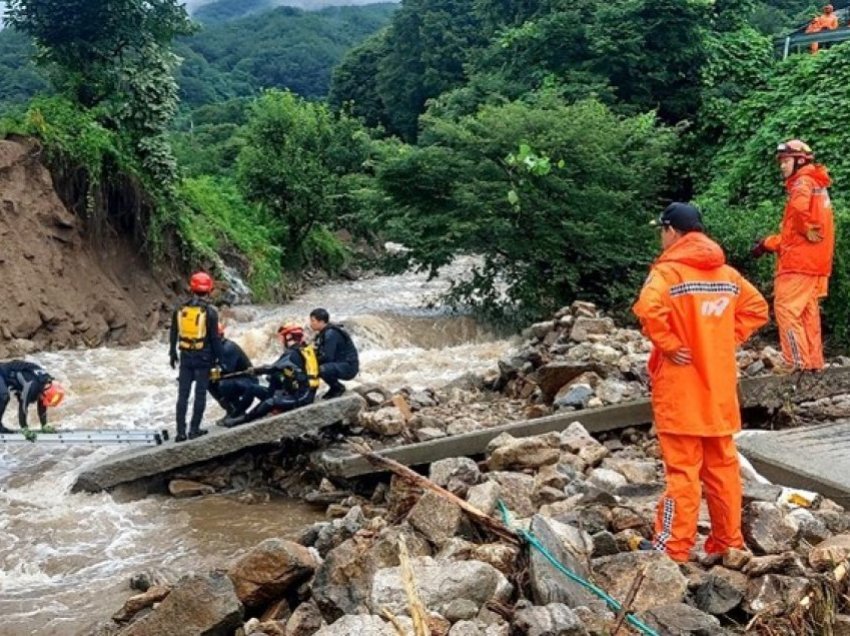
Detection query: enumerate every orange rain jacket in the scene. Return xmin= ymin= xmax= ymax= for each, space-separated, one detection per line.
xmin=633 ymin=233 xmax=769 ymax=436
xmin=763 ymin=164 xmax=834 ymax=277
xmin=807 ymin=12 xmax=839 ymax=32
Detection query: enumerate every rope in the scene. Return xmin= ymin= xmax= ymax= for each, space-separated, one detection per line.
xmin=498 ymin=500 xmax=660 ymax=636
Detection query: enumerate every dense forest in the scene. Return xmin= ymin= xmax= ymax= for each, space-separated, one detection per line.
xmin=3 ymin=0 xmax=850 ymax=347
xmin=0 ymin=3 xmax=397 ymax=110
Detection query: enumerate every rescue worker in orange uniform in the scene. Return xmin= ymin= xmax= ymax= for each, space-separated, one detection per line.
xmin=751 ymin=140 xmax=834 ymax=371
xmin=634 ymin=203 xmax=769 ymax=563
xmin=806 ymin=5 xmax=838 ymax=53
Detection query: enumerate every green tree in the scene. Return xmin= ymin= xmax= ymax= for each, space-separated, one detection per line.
xmin=328 ymin=29 xmax=391 ymax=129
xmin=589 ymin=0 xmax=711 ymax=123
xmin=375 ymin=95 xmax=676 ymax=325
xmin=6 ymin=0 xmax=194 ymax=108
xmin=237 ymin=90 xmax=372 ymax=265
xmin=376 ymin=0 xmax=485 ymax=140
xmin=697 ymin=43 xmax=850 ymax=348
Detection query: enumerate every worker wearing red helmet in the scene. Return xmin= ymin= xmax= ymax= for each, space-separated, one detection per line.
xmin=0 ymin=360 xmax=64 ymax=434
xmin=168 ymin=271 xmax=223 ymax=442
xmin=221 ymin=322 xmax=319 ymax=427
xmin=752 ymin=140 xmax=834 ymax=371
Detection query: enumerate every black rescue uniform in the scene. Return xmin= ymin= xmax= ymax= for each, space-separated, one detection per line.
xmin=314 ymin=324 xmax=359 ymax=398
xmin=169 ymin=296 xmax=223 ymax=438
xmin=208 ymin=337 xmax=264 ymax=418
xmin=0 ymin=361 xmax=52 ymax=431
xmin=224 ymin=344 xmax=319 ymax=427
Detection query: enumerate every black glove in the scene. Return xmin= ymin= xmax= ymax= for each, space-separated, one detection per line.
xmin=750 ymin=239 xmax=768 ymax=259
xmin=170 ymin=353 xmax=179 ymax=370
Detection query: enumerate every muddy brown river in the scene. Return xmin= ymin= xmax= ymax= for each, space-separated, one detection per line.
xmin=0 ymin=261 xmax=513 ymax=635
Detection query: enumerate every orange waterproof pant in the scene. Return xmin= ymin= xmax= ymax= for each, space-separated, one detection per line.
xmin=774 ymin=273 xmax=826 ymax=370
xmin=654 ymin=433 xmax=743 ymax=562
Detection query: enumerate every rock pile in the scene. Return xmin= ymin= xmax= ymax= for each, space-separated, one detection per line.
xmin=104 ymin=422 xmax=850 ymax=635
xmin=489 ymin=302 xmax=793 ymax=415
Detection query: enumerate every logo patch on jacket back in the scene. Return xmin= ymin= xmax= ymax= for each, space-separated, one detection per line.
xmin=701 ymin=297 xmax=731 ymax=317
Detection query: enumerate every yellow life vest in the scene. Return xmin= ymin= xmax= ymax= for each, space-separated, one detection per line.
xmin=178 ymin=305 xmax=208 ymax=351
xmin=303 ymin=344 xmax=320 ymax=389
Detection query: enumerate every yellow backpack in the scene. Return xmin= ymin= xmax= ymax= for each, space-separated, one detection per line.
xmin=178 ymin=305 xmax=208 ymax=351
xmin=302 ymin=344 xmax=320 ymax=389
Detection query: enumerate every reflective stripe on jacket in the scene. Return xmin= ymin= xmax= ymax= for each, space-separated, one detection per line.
xmin=633 ymin=233 xmax=769 ymax=436
xmin=763 ymin=164 xmax=834 ymax=277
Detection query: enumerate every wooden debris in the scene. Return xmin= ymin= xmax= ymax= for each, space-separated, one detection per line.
xmin=399 ymin=536 xmax=430 ymax=636
xmin=349 ymin=441 xmax=519 ymax=545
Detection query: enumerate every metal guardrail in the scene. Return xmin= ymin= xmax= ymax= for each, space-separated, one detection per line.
xmin=776 ymin=27 xmax=850 ymax=58
xmin=0 ymin=429 xmax=166 ymax=445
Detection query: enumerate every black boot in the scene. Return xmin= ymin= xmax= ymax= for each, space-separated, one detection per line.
xmin=188 ymin=428 xmax=208 ymax=440
xmin=175 ymin=433 xmax=188 ymax=443
xmin=322 ymin=385 xmax=346 ymax=400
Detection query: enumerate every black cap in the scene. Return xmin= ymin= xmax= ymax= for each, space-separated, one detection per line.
xmin=658 ymin=202 xmax=704 ymax=232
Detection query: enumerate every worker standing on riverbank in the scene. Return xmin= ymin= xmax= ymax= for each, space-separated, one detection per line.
xmin=751 ymin=140 xmax=834 ymax=371
xmin=169 ymin=271 xmax=223 ymax=442
xmin=634 ymin=202 xmax=769 ymax=563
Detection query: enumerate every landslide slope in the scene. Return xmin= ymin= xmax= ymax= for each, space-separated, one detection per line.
xmin=0 ymin=138 xmax=176 ymax=354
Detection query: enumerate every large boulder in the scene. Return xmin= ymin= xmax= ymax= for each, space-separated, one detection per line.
xmin=359 ymin=406 xmax=406 ymax=436
xmin=743 ymin=502 xmax=800 ymax=555
xmin=407 ymin=491 xmax=466 ymax=545
xmin=513 ymin=602 xmax=588 ymax=636
xmin=285 ymin=600 xmax=325 ymax=636
xmin=592 ymin=552 xmax=687 ymax=613
xmin=313 ymin=615 xmax=407 ymax=636
xmin=637 ymin=603 xmax=724 ymax=635
xmin=371 ymin=557 xmax=511 ymax=617
xmin=569 ymin=317 xmax=615 ymax=343
xmin=489 ymin=472 xmax=536 ymax=518
xmin=809 ymin=533 xmax=850 ymax=571
xmin=311 ymin=526 xmax=430 ymax=622
xmin=536 ymin=362 xmax=594 ymax=401
xmin=488 ymin=434 xmax=560 ymax=471
xmin=743 ymin=574 xmax=810 ymax=616
xmin=528 ymin=515 xmax=596 ymax=608
xmin=227 ymin=539 xmax=318 ymax=609
xmin=118 ymin=573 xmax=242 ymax=636
xmin=694 ymin=571 xmax=745 ymax=615
xmin=430 ymin=457 xmax=481 ymax=492
xmin=560 ymin=422 xmax=608 ymax=467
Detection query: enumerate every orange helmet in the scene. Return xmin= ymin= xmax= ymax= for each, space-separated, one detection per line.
xmin=277 ymin=322 xmax=304 ymax=343
xmin=776 ymin=139 xmax=814 ymax=161
xmin=41 ymin=382 xmax=65 ymax=408
xmin=189 ymin=271 xmax=213 ymax=294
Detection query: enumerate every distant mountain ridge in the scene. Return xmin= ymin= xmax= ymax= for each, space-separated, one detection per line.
xmin=191 ymin=0 xmax=399 ymax=23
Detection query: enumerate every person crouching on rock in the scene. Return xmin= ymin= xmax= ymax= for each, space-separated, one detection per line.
xmin=309 ymin=308 xmax=359 ymax=399
xmin=221 ymin=323 xmax=318 ymax=427
xmin=0 ymin=360 xmax=65 ymax=435
xmin=169 ymin=271 xmax=223 ymax=443
xmin=208 ymin=323 xmax=265 ymax=424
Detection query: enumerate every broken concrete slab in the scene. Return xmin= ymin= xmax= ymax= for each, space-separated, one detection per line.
xmin=73 ymin=395 xmax=364 ymax=493
xmin=737 ymin=419 xmax=850 ymax=506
